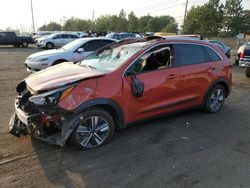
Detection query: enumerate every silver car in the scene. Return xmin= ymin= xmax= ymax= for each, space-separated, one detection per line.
xmin=25 ymin=38 xmax=116 ymax=72
xmin=36 ymin=33 xmax=79 ymax=49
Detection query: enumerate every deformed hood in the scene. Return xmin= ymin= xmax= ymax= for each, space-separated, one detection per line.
xmin=25 ymin=62 xmax=105 ymax=92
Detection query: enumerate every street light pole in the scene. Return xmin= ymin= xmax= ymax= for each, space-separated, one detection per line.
xmin=30 ymin=0 xmax=35 ymax=33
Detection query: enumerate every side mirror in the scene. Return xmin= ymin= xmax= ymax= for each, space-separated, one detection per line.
xmin=131 ymin=74 xmax=144 ymax=98
xmin=126 ymin=69 xmax=135 ymax=76
xmin=77 ymin=48 xmax=84 ymax=53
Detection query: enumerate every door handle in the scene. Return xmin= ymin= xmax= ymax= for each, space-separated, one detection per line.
xmin=167 ymin=74 xmax=177 ymax=79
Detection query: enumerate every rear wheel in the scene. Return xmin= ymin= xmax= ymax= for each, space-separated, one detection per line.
xmin=46 ymin=42 xmax=54 ymax=49
xmin=245 ymin=68 xmax=250 ymax=77
xmin=204 ymin=85 xmax=225 ymax=113
xmin=68 ymin=108 xmax=115 ymax=150
xmin=21 ymin=41 xmax=28 ymax=48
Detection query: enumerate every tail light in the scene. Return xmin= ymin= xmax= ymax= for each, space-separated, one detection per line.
xmin=240 ymin=48 xmax=244 ymax=59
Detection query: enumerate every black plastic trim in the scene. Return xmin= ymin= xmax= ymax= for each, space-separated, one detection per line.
xmin=74 ymin=98 xmax=125 ymax=129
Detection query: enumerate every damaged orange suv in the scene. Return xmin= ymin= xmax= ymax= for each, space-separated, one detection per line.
xmin=9 ymin=37 xmax=232 ymax=149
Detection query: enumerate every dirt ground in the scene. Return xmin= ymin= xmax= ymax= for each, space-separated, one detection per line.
xmin=0 ymin=46 xmax=250 ymax=188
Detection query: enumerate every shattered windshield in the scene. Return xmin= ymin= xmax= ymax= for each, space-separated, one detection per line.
xmin=79 ymin=42 xmax=148 ymax=72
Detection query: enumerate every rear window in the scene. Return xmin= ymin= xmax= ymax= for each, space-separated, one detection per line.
xmin=175 ymin=44 xmax=207 ymax=66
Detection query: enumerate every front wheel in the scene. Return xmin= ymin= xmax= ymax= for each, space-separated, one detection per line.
xmin=204 ymin=85 xmax=225 ymax=113
xmin=68 ymin=108 xmax=115 ymax=150
xmin=245 ymin=68 xmax=250 ymax=77
xmin=46 ymin=42 xmax=54 ymax=49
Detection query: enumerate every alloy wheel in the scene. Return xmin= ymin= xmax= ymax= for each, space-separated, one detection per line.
xmin=76 ymin=116 xmax=110 ymax=148
xmin=209 ymin=88 xmax=224 ymax=112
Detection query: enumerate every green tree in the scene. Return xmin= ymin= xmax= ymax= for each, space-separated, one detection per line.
xmin=128 ymin=11 xmax=138 ymax=32
xmin=161 ymin=23 xmax=178 ymax=33
xmin=223 ymin=0 xmax=244 ymax=36
xmin=242 ymin=10 xmax=250 ymax=33
xmin=183 ymin=0 xmax=223 ymax=35
xmin=183 ymin=6 xmax=203 ymax=34
xmin=39 ymin=22 xmax=62 ymax=31
xmin=63 ymin=17 xmax=93 ymax=31
xmin=116 ymin=9 xmax=128 ymax=31
xmin=137 ymin=15 xmax=152 ymax=32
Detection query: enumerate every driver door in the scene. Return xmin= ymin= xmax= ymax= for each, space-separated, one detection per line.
xmin=122 ymin=45 xmax=182 ymax=123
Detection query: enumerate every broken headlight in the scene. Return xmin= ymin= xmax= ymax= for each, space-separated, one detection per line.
xmin=29 ymin=86 xmax=74 ymax=106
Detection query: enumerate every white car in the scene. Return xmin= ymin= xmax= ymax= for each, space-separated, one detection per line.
xmin=36 ymin=33 xmax=79 ymax=49
xmin=25 ymin=38 xmax=116 ymax=72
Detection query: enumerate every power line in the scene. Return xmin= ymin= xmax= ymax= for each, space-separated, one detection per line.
xmin=135 ymin=2 xmax=184 ymax=16
xmin=133 ymin=0 xmax=179 ymax=12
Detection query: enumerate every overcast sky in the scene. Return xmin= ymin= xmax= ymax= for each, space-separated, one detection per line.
xmin=1 ymin=0 xmax=250 ymax=32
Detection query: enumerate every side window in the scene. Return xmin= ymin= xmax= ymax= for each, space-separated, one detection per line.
xmin=0 ymin=33 xmax=6 ymax=37
xmin=133 ymin=46 xmax=172 ymax=73
xmin=83 ymin=40 xmax=102 ymax=51
xmin=204 ymin=46 xmax=221 ymax=61
xmin=175 ymin=44 xmax=207 ymax=66
xmin=113 ymin=34 xmax=120 ymax=40
xmin=62 ymin=34 xmax=68 ymax=39
xmin=71 ymin=35 xmax=78 ymax=39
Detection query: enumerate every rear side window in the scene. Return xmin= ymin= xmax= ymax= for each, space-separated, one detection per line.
xmin=70 ymin=34 xmax=79 ymax=39
xmin=102 ymin=40 xmax=115 ymax=46
xmin=204 ymin=46 xmax=221 ymax=61
xmin=175 ymin=44 xmax=207 ymax=66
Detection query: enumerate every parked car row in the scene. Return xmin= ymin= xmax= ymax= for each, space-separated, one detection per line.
xmin=9 ymin=36 xmax=232 ymax=150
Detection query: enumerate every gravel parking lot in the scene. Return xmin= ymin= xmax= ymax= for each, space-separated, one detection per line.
xmin=0 ymin=46 xmax=250 ymax=188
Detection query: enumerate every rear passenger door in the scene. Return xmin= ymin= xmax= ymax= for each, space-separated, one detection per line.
xmin=174 ymin=43 xmax=222 ymax=107
xmin=64 ymin=34 xmax=78 ymax=44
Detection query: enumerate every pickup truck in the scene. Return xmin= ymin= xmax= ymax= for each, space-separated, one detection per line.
xmin=0 ymin=31 xmax=34 ymax=48
xmin=238 ymin=39 xmax=250 ymax=77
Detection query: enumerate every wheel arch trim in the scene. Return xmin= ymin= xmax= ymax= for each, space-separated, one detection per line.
xmin=73 ymin=98 xmax=125 ymax=129
xmin=202 ymin=78 xmax=231 ymax=105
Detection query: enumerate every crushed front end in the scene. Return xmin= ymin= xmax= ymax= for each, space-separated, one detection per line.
xmin=9 ymin=80 xmax=77 ymax=146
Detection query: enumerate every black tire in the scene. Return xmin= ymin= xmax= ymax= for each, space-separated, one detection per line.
xmin=46 ymin=42 xmax=54 ymax=49
xmin=68 ymin=108 xmax=115 ymax=150
xmin=52 ymin=60 xmax=67 ymax=66
xmin=235 ymin=59 xmax=239 ymax=66
xmin=21 ymin=41 xmax=28 ymax=48
xmin=203 ymin=85 xmax=225 ymax=113
xmin=245 ymin=68 xmax=250 ymax=77
xmin=13 ymin=44 xmax=20 ymax=48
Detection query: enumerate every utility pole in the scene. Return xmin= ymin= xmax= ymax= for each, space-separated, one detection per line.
xmin=183 ymin=0 xmax=189 ymax=33
xmin=30 ymin=0 xmax=35 ymax=33
xmin=92 ymin=10 xmax=95 ymax=31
